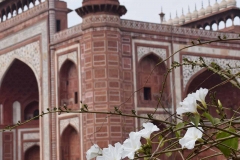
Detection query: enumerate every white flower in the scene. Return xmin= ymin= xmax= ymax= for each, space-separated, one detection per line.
xmin=176 ymin=96 xmax=198 ymax=115
xmin=179 ymin=125 xmax=203 ymax=149
xmin=189 ymin=88 xmax=208 ymax=107
xmin=122 ymin=132 xmax=142 ymax=159
xmin=97 ymin=142 xmax=123 ymax=160
xmin=138 ymin=122 xmax=160 ymax=139
xmin=86 ymin=144 xmax=103 ymax=160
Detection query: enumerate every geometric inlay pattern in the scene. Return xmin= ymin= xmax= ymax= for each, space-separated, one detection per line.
xmin=58 ymin=51 xmax=77 ymax=70
xmin=60 ymin=117 xmax=79 ymax=135
xmin=137 ymin=46 xmax=167 ymax=62
xmin=23 ymin=142 xmax=40 ymax=152
xmin=0 ymin=41 xmax=40 ymax=82
xmin=182 ymin=55 xmax=240 ymax=90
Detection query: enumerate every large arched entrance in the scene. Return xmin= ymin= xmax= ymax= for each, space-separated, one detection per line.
xmin=186 ymin=69 xmax=240 ymax=117
xmin=60 ymin=125 xmax=80 ymax=160
xmin=59 ymin=60 xmax=79 ymax=110
xmin=0 ymin=59 xmax=40 ymax=159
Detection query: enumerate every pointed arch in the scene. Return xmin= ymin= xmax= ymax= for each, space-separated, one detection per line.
xmin=0 ymin=58 xmax=39 ymax=89
xmin=60 ymin=125 xmax=80 ymax=160
xmin=185 ymin=69 xmax=240 ymax=117
xmin=0 ymin=59 xmax=39 ymax=124
xmin=24 ymin=145 xmax=40 ymax=160
xmin=59 ymin=59 xmax=79 ymax=109
xmin=137 ymin=53 xmax=169 ymax=108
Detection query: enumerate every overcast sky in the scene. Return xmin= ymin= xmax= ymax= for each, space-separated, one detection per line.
xmin=64 ymin=0 xmax=240 ymax=27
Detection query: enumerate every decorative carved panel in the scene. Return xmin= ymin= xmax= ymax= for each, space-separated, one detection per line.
xmin=58 ymin=51 xmax=77 ymax=70
xmin=182 ymin=55 xmax=240 ymax=90
xmin=60 ymin=117 xmax=79 ymax=135
xmin=137 ymin=46 xmax=166 ymax=62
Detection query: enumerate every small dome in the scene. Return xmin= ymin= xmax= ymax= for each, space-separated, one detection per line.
xmin=206 ymin=0 xmax=212 ymax=15
xmin=173 ymin=12 xmax=179 ymax=25
xmin=227 ymin=0 xmax=237 ymax=7
xmin=179 ymin=10 xmax=185 ymax=25
xmin=220 ymin=0 xmax=227 ymax=10
xmin=185 ymin=7 xmax=192 ymax=22
xmin=213 ymin=0 xmax=220 ymax=12
xmin=198 ymin=3 xmax=205 ymax=18
xmin=192 ymin=5 xmax=198 ymax=19
xmin=167 ymin=14 xmax=173 ymax=25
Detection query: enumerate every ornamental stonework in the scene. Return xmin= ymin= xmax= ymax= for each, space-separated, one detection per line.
xmin=137 ymin=46 xmax=167 ymax=62
xmin=58 ymin=51 xmax=77 ymax=70
xmin=0 ymin=41 xmax=40 ymax=81
xmin=23 ymin=142 xmax=40 ymax=152
xmin=82 ymin=15 xmax=120 ymax=28
xmin=182 ymin=55 xmax=240 ymax=90
xmin=60 ymin=117 xmax=79 ymax=135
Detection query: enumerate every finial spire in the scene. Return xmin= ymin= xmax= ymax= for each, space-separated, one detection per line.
xmin=209 ymin=0 xmax=210 ymax=5
xmin=195 ymin=3 xmax=197 ymax=10
xmin=202 ymin=1 xmax=204 ymax=8
xmin=182 ymin=8 xmax=184 ymax=15
xmin=188 ymin=5 xmax=190 ymax=12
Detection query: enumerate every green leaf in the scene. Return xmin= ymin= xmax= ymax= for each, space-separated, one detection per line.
xmin=216 ymin=127 xmax=238 ymax=158
xmin=203 ymin=112 xmax=220 ymax=125
xmin=165 ymin=152 xmax=172 ymax=157
xmin=190 ymin=114 xmax=200 ymax=127
xmin=175 ymin=122 xmax=185 ymax=138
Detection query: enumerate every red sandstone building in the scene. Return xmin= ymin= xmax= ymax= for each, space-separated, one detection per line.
xmin=0 ymin=0 xmax=240 ymax=159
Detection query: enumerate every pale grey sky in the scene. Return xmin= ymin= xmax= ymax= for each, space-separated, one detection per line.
xmin=64 ymin=0 xmax=240 ymax=27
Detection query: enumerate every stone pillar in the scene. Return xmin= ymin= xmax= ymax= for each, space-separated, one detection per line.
xmin=76 ymin=0 xmax=128 ymax=153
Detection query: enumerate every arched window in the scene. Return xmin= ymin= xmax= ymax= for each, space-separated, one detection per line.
xmin=138 ymin=54 xmax=168 ymax=108
xmin=12 ymin=101 xmax=21 ymax=124
xmin=59 ymin=60 xmax=79 ymax=110
xmin=24 ymin=101 xmax=39 ymax=120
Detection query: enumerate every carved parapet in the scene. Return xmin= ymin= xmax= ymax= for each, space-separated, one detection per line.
xmin=0 ymin=1 xmax=48 ymax=32
xmin=52 ymin=24 xmax=83 ymax=44
xmin=120 ymin=19 xmax=239 ymax=39
xmin=81 ymin=14 xmax=121 ymax=30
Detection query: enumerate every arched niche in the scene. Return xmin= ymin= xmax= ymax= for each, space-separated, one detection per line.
xmin=186 ymin=69 xmax=240 ymax=117
xmin=0 ymin=59 xmax=39 ymax=125
xmin=24 ymin=101 xmax=39 ymax=121
xmin=60 ymin=125 xmax=80 ymax=160
xmin=59 ymin=60 xmax=79 ymax=110
xmin=24 ymin=145 xmax=40 ymax=160
xmin=137 ymin=53 xmax=169 ymax=108
xmin=12 ymin=101 xmax=21 ymax=124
